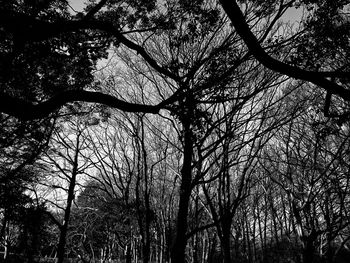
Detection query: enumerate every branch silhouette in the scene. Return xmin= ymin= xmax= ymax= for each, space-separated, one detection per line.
xmin=219 ymin=0 xmax=350 ymax=101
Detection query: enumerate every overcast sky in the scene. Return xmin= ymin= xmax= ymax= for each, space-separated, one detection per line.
xmin=68 ymin=0 xmax=85 ymax=12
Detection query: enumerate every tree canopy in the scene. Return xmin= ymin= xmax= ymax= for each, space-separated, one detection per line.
xmin=0 ymin=0 xmax=349 ymax=120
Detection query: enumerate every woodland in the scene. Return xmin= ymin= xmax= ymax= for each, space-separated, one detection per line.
xmin=1 ymin=0 xmax=350 ymax=263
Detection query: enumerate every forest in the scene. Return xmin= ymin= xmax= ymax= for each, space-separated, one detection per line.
xmin=1 ymin=0 xmax=350 ymax=263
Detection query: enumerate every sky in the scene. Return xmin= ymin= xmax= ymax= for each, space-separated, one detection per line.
xmin=282 ymin=6 xmax=303 ymax=23
xmin=68 ymin=0 xmax=86 ymax=13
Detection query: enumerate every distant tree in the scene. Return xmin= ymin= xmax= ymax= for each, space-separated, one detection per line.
xmin=0 ymin=165 xmax=48 ymax=261
xmin=68 ymin=180 xmax=140 ymax=263
xmin=15 ymin=203 xmax=57 ymax=263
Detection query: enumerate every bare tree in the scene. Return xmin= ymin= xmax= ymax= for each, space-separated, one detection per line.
xmin=38 ymin=115 xmax=94 ymax=263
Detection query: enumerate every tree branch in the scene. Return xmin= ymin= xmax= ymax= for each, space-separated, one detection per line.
xmin=324 ymin=91 xmax=332 ymax=117
xmin=0 ymin=90 xmax=161 ymax=120
xmin=83 ymin=0 xmax=108 ymax=20
xmin=219 ymin=0 xmax=350 ymax=101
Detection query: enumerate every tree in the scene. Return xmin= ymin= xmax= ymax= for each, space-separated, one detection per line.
xmin=16 ymin=203 xmax=57 ymax=263
xmin=38 ymin=114 xmax=95 ymax=263
xmin=0 ymin=115 xmax=54 ymax=241
xmin=0 ymin=0 xmax=164 ymax=119
xmin=0 ymin=167 xmax=34 ymax=261
xmin=67 ymin=180 xmax=140 ymax=262
xmin=0 ymin=165 xmax=53 ymax=262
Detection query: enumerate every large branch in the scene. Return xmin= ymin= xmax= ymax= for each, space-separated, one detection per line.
xmin=0 ymin=90 xmax=160 ymax=120
xmin=219 ymin=0 xmax=350 ymax=101
xmin=83 ymin=0 xmax=109 ymax=20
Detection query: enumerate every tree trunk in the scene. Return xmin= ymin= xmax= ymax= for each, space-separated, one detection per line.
xmin=302 ymin=230 xmax=318 ymax=263
xmin=56 ymin=137 xmax=80 ymax=263
xmin=222 ymin=235 xmax=232 ymax=263
xmin=171 ymin=115 xmax=193 ymax=263
xmin=170 ymin=168 xmax=192 ymax=263
xmin=142 ymin=118 xmax=152 ymax=263
xmin=302 ymin=241 xmax=315 ymax=263
xmin=3 ymin=217 xmax=9 ymax=261
xmin=220 ymin=216 xmax=232 ymax=263
xmin=126 ymin=243 xmax=132 ymax=263
xmin=56 ymin=177 xmax=76 ymax=263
